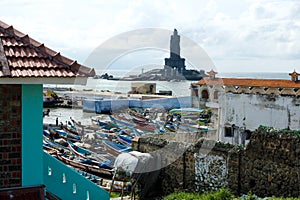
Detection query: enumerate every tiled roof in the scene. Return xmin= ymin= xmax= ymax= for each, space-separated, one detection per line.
xmin=194 ymin=77 xmax=300 ymax=88
xmin=0 ymin=20 xmax=95 ymax=78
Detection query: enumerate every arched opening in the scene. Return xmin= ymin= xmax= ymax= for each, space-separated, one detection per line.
xmin=201 ymin=89 xmax=209 ymax=99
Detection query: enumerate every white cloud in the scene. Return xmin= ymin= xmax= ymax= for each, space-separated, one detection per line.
xmin=0 ymin=0 xmax=300 ymax=72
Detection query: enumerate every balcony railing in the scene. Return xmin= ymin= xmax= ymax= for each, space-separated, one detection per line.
xmin=43 ymin=152 xmax=109 ymax=200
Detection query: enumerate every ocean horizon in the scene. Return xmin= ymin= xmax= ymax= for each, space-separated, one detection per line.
xmin=45 ymin=71 xmax=291 ymax=97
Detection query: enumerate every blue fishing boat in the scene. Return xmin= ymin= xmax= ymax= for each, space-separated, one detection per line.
xmin=67 ymin=140 xmax=92 ymax=158
xmin=92 ymin=118 xmax=120 ymax=130
xmin=51 ymin=129 xmax=81 ymax=142
xmin=102 ymin=140 xmax=132 ymax=157
xmin=116 ymin=134 xmax=133 ymax=147
xmin=164 ymin=123 xmax=177 ymax=132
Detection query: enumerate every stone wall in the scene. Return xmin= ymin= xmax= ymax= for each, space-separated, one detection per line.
xmin=240 ymin=126 xmax=300 ymax=197
xmin=133 ymin=134 xmax=241 ymax=196
xmin=133 ymin=127 xmax=300 ymax=197
xmin=0 ymin=85 xmax=22 ymax=188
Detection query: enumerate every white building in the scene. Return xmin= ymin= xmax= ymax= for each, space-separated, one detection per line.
xmin=191 ymin=70 xmax=300 ymax=145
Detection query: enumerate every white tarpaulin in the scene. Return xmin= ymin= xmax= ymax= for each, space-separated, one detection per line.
xmin=114 ymin=151 xmax=153 ymax=175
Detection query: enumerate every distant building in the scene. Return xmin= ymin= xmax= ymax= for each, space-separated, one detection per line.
xmin=130 ymin=82 xmax=156 ymax=94
xmin=191 ymin=70 xmax=300 ymax=145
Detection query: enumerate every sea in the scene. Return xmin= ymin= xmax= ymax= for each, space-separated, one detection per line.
xmin=43 ymin=71 xmax=291 ymax=125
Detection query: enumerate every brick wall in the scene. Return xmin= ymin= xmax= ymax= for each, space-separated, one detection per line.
xmin=0 ymin=84 xmax=22 ymax=188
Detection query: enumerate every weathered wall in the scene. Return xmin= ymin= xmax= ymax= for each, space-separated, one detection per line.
xmin=0 ymin=85 xmax=22 ymax=188
xmin=133 ymin=134 xmax=241 ymax=196
xmin=240 ymin=127 xmax=300 ymax=197
xmin=133 ymin=128 xmax=300 ymax=197
xmin=218 ymin=93 xmax=300 ymax=144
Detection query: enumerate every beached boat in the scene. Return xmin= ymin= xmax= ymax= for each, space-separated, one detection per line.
xmin=56 ymin=153 xmax=113 ymax=178
xmin=91 ymin=118 xmax=120 ymax=130
xmin=67 ymin=140 xmax=92 ymax=158
xmin=164 ymin=123 xmax=177 ymax=132
xmin=49 ymin=128 xmax=81 ymax=142
xmin=116 ymin=134 xmax=133 ymax=147
xmin=134 ymin=121 xmax=157 ymax=132
xmin=43 ymin=136 xmax=70 ymax=155
xmin=128 ymin=109 xmax=150 ymax=122
xmin=102 ymin=140 xmax=132 ymax=157
xmin=109 ymin=115 xmax=135 ymax=128
xmin=169 ymin=108 xmax=204 ymax=115
xmin=62 ymin=125 xmax=80 ymax=135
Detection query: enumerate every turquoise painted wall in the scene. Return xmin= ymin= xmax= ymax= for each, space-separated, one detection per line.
xmin=44 ymin=152 xmax=110 ymax=199
xmin=22 ymin=84 xmax=43 ymax=186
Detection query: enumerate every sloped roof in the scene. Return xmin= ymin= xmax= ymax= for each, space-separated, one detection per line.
xmin=194 ymin=77 xmax=300 ymax=88
xmin=0 ymin=20 xmax=95 ymax=82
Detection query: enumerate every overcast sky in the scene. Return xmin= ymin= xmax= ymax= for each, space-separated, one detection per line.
xmin=1 ymin=0 xmax=300 ymax=73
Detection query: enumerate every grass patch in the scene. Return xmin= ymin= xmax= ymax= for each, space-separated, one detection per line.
xmin=164 ymin=188 xmax=233 ymax=200
xmin=164 ymin=189 xmax=300 ymax=200
xmin=110 ymin=192 xmax=121 ymax=198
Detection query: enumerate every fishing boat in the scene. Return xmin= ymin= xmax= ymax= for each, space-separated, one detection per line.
xmin=108 ymin=115 xmax=135 ymax=128
xmin=50 ymin=128 xmax=81 ymax=142
xmin=62 ymin=125 xmax=80 ymax=135
xmin=116 ymin=134 xmax=133 ymax=147
xmin=134 ymin=121 xmax=157 ymax=132
xmin=128 ymin=109 xmax=149 ymax=122
xmin=91 ymin=118 xmax=120 ymax=130
xmin=56 ymin=153 xmax=113 ymax=178
xmin=164 ymin=123 xmax=177 ymax=132
xmin=102 ymin=140 xmax=132 ymax=157
xmin=67 ymin=140 xmax=92 ymax=158
xmin=169 ymin=108 xmax=204 ymax=116
xmin=43 ymin=136 xmax=70 ymax=154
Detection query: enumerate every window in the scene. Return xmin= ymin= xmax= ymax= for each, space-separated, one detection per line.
xmin=192 ymin=89 xmax=199 ymax=97
xmin=224 ymin=126 xmax=234 ymax=137
xmin=201 ymin=89 xmax=209 ymax=99
xmin=213 ymin=91 xmax=219 ymax=100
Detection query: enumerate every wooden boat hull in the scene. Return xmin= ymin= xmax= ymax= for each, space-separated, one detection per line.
xmin=56 ymin=154 xmax=113 ymax=179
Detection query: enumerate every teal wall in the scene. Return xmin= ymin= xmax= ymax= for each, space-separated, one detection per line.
xmin=22 ymin=84 xmax=43 ymax=186
xmin=44 ymin=152 xmax=110 ymax=199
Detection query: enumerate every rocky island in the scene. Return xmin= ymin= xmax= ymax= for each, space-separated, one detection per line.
xmin=121 ymin=29 xmax=208 ymax=81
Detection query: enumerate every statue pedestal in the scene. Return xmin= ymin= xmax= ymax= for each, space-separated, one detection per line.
xmin=164 ymin=57 xmax=185 ymax=73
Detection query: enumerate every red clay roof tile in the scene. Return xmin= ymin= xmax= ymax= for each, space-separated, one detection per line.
xmin=194 ymin=77 xmax=300 ymax=89
xmin=0 ymin=20 xmax=95 ymax=78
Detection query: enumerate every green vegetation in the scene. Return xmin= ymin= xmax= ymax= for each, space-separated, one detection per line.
xmin=164 ymin=188 xmax=233 ymax=200
xmin=164 ymin=189 xmax=300 ymax=200
xmin=257 ymin=125 xmax=300 ymax=138
xmin=110 ymin=192 xmax=121 ymax=198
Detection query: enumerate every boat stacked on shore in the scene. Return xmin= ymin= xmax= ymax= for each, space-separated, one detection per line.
xmin=43 ymin=107 xmax=212 ymax=192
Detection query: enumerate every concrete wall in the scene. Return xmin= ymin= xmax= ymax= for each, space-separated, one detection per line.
xmin=220 ymin=93 xmax=300 ymax=131
xmin=192 ymin=83 xmax=300 ymax=145
xmin=83 ymin=96 xmax=191 ymax=113
xmin=133 ymin=128 xmax=300 ymax=197
xmin=218 ymin=93 xmax=300 ymax=144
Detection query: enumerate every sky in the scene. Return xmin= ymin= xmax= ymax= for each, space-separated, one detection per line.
xmin=1 ymin=0 xmax=300 ymax=73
